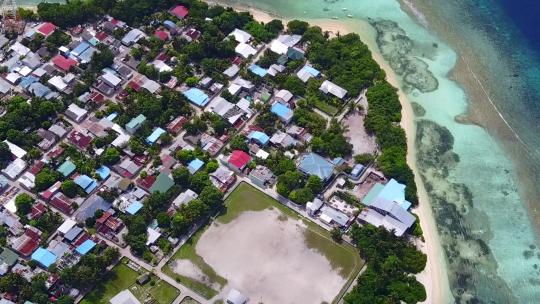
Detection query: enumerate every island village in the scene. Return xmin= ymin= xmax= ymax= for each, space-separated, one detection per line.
xmin=0 ymin=1 xmax=426 ymax=304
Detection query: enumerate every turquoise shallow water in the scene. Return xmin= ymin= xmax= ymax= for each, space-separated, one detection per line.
xmin=18 ymin=0 xmax=540 ymax=302
xmin=210 ymin=0 xmax=540 ymax=303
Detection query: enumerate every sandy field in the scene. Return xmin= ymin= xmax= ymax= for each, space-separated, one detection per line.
xmin=195 ymin=209 xmax=346 ymax=304
xmin=170 ymin=259 xmax=220 ymax=290
xmin=344 ymin=108 xmax=378 ymax=156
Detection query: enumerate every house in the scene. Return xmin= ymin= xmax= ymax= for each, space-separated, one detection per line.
xmin=146 ymin=227 xmax=161 ymax=246
xmin=362 ymin=179 xmax=412 ymax=210
xmin=52 ymin=55 xmax=78 ymax=72
xmin=11 ymin=228 xmax=41 ymax=257
xmin=110 ymin=290 xmax=141 ymax=304
xmin=48 ymin=123 xmax=68 ymax=138
xmin=31 ymin=247 xmax=57 ymax=268
xmin=235 ymin=43 xmax=257 ymax=58
xmin=75 ymin=239 xmax=96 ymax=255
xmin=166 ymin=116 xmax=188 ymax=135
xmin=37 ymin=128 xmax=57 ymax=151
xmin=228 ymin=150 xmax=251 ymax=173
xmin=65 ymin=103 xmax=88 ymax=123
xmin=187 ymin=158 xmax=205 ymax=174
xmin=247 ymin=131 xmax=269 ymax=146
xmin=183 ymin=88 xmax=209 ymax=107
xmin=319 ymin=80 xmax=347 ymax=99
xmin=270 ymin=34 xmax=302 ymax=55
xmin=4 ymin=140 xmax=26 ymax=159
xmin=116 ymin=158 xmax=141 ymax=178
xmin=75 ymin=195 xmax=111 ymax=222
xmin=172 ymin=189 xmax=198 ymax=208
xmin=96 ymin=211 xmax=124 ymax=234
xmin=57 ymin=218 xmax=77 ymax=235
xmin=170 ymin=5 xmax=189 ymax=19
xmin=121 ymin=28 xmax=145 ymax=46
xmin=0 ymin=209 xmax=23 ymax=235
xmin=146 ymin=128 xmax=166 ymax=145
xmin=210 ymin=166 xmax=236 ymax=192
xmin=68 ymin=130 xmax=93 ymax=150
xmin=230 ymin=28 xmax=252 ymax=43
xmin=149 ymin=172 xmax=174 ymax=194
xmin=269 ymin=131 xmax=297 ymax=149
xmin=306 ymin=198 xmax=324 ymax=216
xmin=298 ymin=152 xmax=335 ymax=183
xmin=50 ymin=193 xmax=74 ymax=215
xmin=125 ymin=114 xmax=146 ymax=134
xmin=226 ymin=289 xmax=248 ymax=304
xmin=350 ymin=164 xmax=365 ymax=180
xmin=74 ymin=175 xmax=98 ymax=194
xmin=319 ymin=205 xmax=349 ymax=227
xmin=57 ymin=160 xmax=76 ymax=177
xmin=101 ymin=72 xmax=122 ymax=88
xmin=36 ymin=22 xmax=57 ymax=37
xmin=275 ymin=89 xmax=293 ymax=104
xmin=223 ymin=65 xmax=240 ymax=78
xmin=2 ymin=158 xmax=27 ymax=180
xmin=40 ymin=181 xmax=61 ymax=201
xmin=0 ymin=248 xmax=18 ymax=270
xmin=248 ymin=64 xmax=267 ymax=77
xmin=248 ymin=165 xmax=275 ymax=188
xmin=270 ymin=102 xmax=293 ymax=124
xmin=154 ymin=30 xmax=169 ymax=41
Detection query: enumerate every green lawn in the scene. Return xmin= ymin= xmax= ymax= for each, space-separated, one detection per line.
xmin=163 ymin=183 xmax=363 ymax=303
xmin=82 ymin=258 xmax=179 ymax=304
xmin=180 ymin=296 xmax=201 ymax=304
xmin=313 ymin=98 xmax=340 ymax=116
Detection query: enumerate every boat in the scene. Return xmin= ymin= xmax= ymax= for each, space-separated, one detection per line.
xmin=332 ymin=16 xmax=339 ymax=19
xmin=342 ymin=8 xmax=348 ymax=11
xmin=347 ymin=14 xmax=353 ymax=18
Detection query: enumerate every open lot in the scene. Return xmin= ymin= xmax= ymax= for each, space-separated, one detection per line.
xmin=164 ymin=183 xmax=363 ymax=303
xmin=82 ymin=258 xmax=179 ymax=304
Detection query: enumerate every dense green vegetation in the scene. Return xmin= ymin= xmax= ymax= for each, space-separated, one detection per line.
xmin=365 ymin=82 xmax=418 ymax=204
xmin=345 ymin=225 xmax=427 ymax=304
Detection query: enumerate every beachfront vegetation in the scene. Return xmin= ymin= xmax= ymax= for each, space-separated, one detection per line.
xmin=345 ymin=224 xmax=427 ymax=304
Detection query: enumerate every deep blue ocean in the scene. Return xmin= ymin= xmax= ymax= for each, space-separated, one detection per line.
xmin=496 ymin=0 xmax=540 ymax=54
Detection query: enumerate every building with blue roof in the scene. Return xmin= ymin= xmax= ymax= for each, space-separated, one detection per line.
xmin=146 ymin=127 xmax=166 ymax=145
xmin=271 ymin=102 xmax=293 ymax=124
xmin=125 ymin=201 xmax=143 ymax=215
xmin=183 ymin=88 xmax=210 ymax=107
xmin=74 ymin=175 xmax=98 ymax=194
xmin=187 ymin=158 xmax=205 ymax=174
xmin=296 ymin=65 xmax=321 ymax=83
xmin=126 ymin=114 xmax=146 ymax=134
xmin=31 ymin=247 xmax=57 ymax=268
xmin=96 ymin=166 xmax=111 ymax=180
xmin=248 ymin=64 xmax=268 ymax=77
xmin=350 ymin=164 xmax=365 ymax=180
xmin=248 ymin=131 xmax=270 ymax=146
xmin=20 ymin=75 xmax=38 ymax=89
xmin=78 ymin=46 xmax=96 ymax=63
xmin=362 ymin=179 xmax=411 ymax=210
xmin=298 ymin=152 xmax=335 ymax=182
xmin=75 ymin=239 xmax=96 ymax=255
xmin=106 ymin=112 xmax=118 ymax=121
xmin=28 ymin=82 xmax=52 ymax=98
xmin=71 ymin=41 xmax=90 ymax=57
xmin=164 ymin=20 xmax=177 ymax=30
xmin=57 ymin=160 xmax=76 ymax=177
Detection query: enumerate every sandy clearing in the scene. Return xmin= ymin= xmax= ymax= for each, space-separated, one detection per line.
xmin=170 ymin=259 xmax=220 ymax=290
xmin=196 ymin=209 xmax=346 ymax=304
xmin=344 ymin=109 xmax=378 ymax=156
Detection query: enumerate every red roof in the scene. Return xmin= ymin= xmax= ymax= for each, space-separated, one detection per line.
xmin=95 ymin=31 xmax=108 ymax=41
xmin=30 ymin=203 xmax=47 ymax=220
xmin=36 ymin=22 xmax=56 ymax=36
xmin=155 ymin=52 xmax=170 ymax=62
xmin=52 ymin=55 xmax=77 ymax=72
xmin=167 ymin=116 xmax=188 ymax=134
xmin=40 ymin=181 xmax=61 ymax=201
xmin=184 ymin=28 xmax=200 ymax=40
xmin=47 ymin=146 xmax=64 ymax=159
xmin=12 ymin=228 xmax=41 ymax=256
xmin=68 ymin=130 xmax=93 ymax=150
xmin=229 ymin=150 xmax=251 ymax=170
xmin=170 ymin=5 xmax=189 ymax=19
xmin=128 ymin=81 xmax=141 ymax=92
xmin=137 ymin=175 xmax=156 ymax=191
xmin=154 ymin=30 xmax=169 ymax=41
xmin=29 ymin=161 xmax=45 ymax=175
xmin=50 ymin=193 xmax=74 ymax=215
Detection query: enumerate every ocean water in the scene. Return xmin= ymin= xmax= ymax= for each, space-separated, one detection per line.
xmin=18 ymin=0 xmax=540 ymax=302
xmin=208 ymin=0 xmax=540 ymax=303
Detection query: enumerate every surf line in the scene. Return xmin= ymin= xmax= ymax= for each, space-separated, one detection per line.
xmin=461 ymin=55 xmax=539 ymax=160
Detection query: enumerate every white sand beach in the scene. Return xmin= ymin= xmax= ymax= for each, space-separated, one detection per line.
xmin=224 ymin=5 xmax=452 ymax=303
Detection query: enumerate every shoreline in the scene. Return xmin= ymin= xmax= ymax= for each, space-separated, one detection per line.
xmin=223 ymin=3 xmax=452 ymax=303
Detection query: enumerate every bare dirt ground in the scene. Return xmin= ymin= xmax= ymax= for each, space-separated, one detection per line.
xmin=196 ymin=209 xmax=346 ymax=304
xmin=170 ymin=259 xmax=220 ymax=290
xmin=344 ymin=109 xmax=378 ymax=156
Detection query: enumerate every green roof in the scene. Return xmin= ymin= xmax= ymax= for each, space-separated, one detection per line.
xmin=0 ymin=248 xmax=19 ymax=266
xmin=149 ymin=172 xmax=174 ymax=194
xmin=361 ymin=183 xmax=385 ymax=206
xmin=126 ymin=114 xmax=146 ymax=129
xmin=57 ymin=160 xmax=76 ymax=177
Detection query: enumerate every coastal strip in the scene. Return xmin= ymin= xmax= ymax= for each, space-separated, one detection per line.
xmin=210 ymin=2 xmax=452 ymax=303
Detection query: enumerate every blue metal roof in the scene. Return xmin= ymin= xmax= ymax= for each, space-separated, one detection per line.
xmin=298 ymin=152 xmax=335 ymax=182
xmin=57 ymin=160 xmax=76 ymax=177
xmin=78 ymin=46 xmax=96 ymax=63
xmin=183 ymin=88 xmax=209 ymax=107
xmin=96 ymin=166 xmax=111 ymax=180
xmin=249 ymin=64 xmax=267 ymax=77
xmin=351 ymin=164 xmax=364 ymax=177
xmin=302 ymin=65 xmax=320 ymax=76
xmin=146 ymin=127 xmax=166 ymax=145
xmin=271 ymin=103 xmax=293 ymax=119
xmin=20 ymin=75 xmax=38 ymax=89
xmin=187 ymin=158 xmax=205 ymax=174
xmin=164 ymin=20 xmax=177 ymax=29
xmin=106 ymin=112 xmax=118 ymax=121
xmin=248 ymin=131 xmax=269 ymax=145
xmin=71 ymin=41 xmax=90 ymax=56
xmin=74 ymin=175 xmax=97 ymax=193
xmin=75 ymin=239 xmax=96 ymax=255
xmin=126 ymin=201 xmax=143 ymax=215
xmin=31 ymin=247 xmax=57 ymax=268
xmin=29 ymin=82 xmax=51 ymax=98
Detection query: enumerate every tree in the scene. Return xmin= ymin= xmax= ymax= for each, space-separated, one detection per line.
xmin=331 ymin=227 xmax=343 ymax=243
xmin=265 ymin=19 xmax=284 ymax=34
xmin=306 ymin=175 xmax=323 ymax=194
xmin=229 ymin=135 xmax=248 ymax=152
xmin=276 ymin=170 xmax=305 ymax=197
xmin=287 ymin=20 xmax=309 ymax=35
xmin=61 ymin=180 xmax=79 ymax=198
xmin=15 ymin=193 xmax=34 ymax=216
xmin=288 ymin=187 xmax=314 ymax=205
xmin=101 ymin=147 xmax=120 ymax=165
xmin=172 ymin=167 xmax=191 ymax=189
xmin=157 ymin=212 xmax=171 ymax=228
xmin=283 ymin=76 xmax=305 ymax=96
xmin=199 ymin=186 xmax=223 ymax=209
xmin=171 ymin=213 xmax=190 ymax=235
xmin=190 ymin=172 xmax=211 ymax=193
xmin=0 ymin=142 xmax=10 ymax=169
xmin=354 ymin=153 xmax=375 ymax=165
